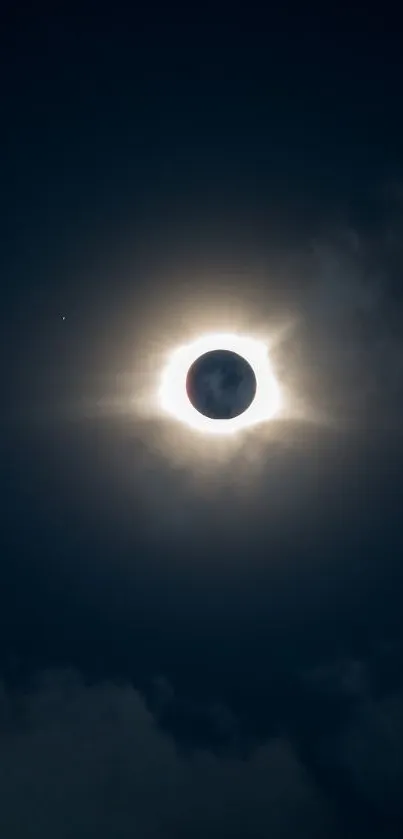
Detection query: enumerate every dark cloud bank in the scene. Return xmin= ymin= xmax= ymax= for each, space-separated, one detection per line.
xmin=0 ymin=662 xmax=403 ymax=839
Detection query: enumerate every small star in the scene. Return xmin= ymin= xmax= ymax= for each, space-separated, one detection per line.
xmin=61 ymin=315 xmax=66 ymax=321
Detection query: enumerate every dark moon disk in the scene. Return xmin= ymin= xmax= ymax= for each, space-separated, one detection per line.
xmin=186 ymin=349 xmax=257 ymax=420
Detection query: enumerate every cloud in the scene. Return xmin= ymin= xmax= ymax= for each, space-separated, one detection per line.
xmin=294 ymin=232 xmax=403 ymax=430
xmin=297 ymin=656 xmax=403 ymax=834
xmin=301 ymin=658 xmax=369 ymax=700
xmin=1 ymin=664 xmax=402 ymax=838
xmin=336 ymin=692 xmax=403 ymax=821
xmin=0 ymin=670 xmax=342 ymax=839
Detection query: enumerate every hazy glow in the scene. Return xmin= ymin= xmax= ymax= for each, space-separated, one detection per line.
xmin=159 ymin=333 xmax=281 ymax=435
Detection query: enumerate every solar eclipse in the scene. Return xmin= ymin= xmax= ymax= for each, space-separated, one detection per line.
xmin=159 ymin=332 xmax=281 ymax=435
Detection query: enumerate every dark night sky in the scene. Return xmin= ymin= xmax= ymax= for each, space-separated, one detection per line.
xmin=1 ymin=7 xmax=403 ymax=838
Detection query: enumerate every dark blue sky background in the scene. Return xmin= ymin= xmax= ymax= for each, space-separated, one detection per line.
xmin=1 ymin=8 xmax=403 ymax=838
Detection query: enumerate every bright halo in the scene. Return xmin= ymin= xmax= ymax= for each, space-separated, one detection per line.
xmin=159 ymin=333 xmax=281 ymax=435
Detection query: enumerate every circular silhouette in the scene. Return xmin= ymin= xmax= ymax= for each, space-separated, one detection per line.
xmin=186 ymin=349 xmax=257 ymax=420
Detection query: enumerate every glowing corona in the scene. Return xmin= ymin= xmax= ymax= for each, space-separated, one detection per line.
xmin=159 ymin=333 xmax=281 ymax=434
